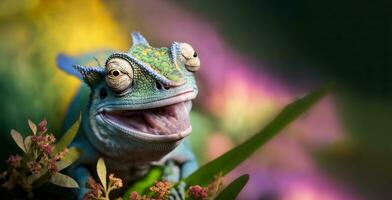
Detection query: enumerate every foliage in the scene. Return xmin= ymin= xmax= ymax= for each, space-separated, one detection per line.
xmin=84 ymin=158 xmax=172 ymax=200
xmin=84 ymin=158 xmax=123 ymax=200
xmin=120 ymin=86 xmax=329 ymax=200
xmin=88 ymin=159 xmax=223 ymax=200
xmin=214 ymin=174 xmax=249 ymax=200
xmin=0 ymin=117 xmax=82 ymax=198
xmin=123 ymin=166 xmax=163 ymax=198
xmin=184 ymin=85 xmax=330 ymax=186
xmin=129 ymin=181 xmax=172 ymax=200
xmin=0 ymin=87 xmax=328 ymax=199
xmin=186 ymin=174 xmax=223 ymax=200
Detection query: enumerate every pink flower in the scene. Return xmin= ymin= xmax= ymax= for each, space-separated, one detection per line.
xmin=42 ymin=144 xmax=53 ymax=155
xmin=31 ymin=134 xmax=55 ymax=155
xmin=130 ymin=192 xmax=140 ymax=200
xmin=38 ymin=119 xmax=48 ymax=133
xmin=48 ymin=159 xmax=57 ymax=175
xmin=84 ymin=176 xmax=103 ymax=199
xmin=129 ymin=192 xmax=149 ymax=200
xmin=31 ymin=135 xmax=44 ymax=143
xmin=149 ymin=180 xmax=171 ymax=199
xmin=6 ymin=154 xmax=22 ymax=168
xmin=108 ymin=173 xmax=123 ymax=189
xmin=188 ymin=185 xmax=208 ymax=200
xmin=27 ymin=161 xmax=41 ymax=175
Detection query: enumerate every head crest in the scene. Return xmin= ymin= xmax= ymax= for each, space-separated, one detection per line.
xmin=131 ymin=32 xmax=150 ymax=47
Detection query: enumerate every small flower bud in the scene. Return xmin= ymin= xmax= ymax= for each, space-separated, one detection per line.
xmin=149 ymin=180 xmax=171 ymax=199
xmin=188 ymin=185 xmax=208 ymax=200
xmin=38 ymin=119 xmax=48 ymax=133
xmin=6 ymin=154 xmax=22 ymax=168
xmin=109 ymin=173 xmax=123 ymax=189
xmin=48 ymin=159 xmax=57 ymax=175
xmin=27 ymin=161 xmax=41 ymax=175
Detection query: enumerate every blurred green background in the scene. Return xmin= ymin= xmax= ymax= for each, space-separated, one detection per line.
xmin=0 ymin=0 xmax=390 ymax=199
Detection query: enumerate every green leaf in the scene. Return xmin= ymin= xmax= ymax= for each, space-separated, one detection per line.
xmin=56 ymin=147 xmax=82 ymax=171
xmin=24 ymin=136 xmax=32 ymax=153
xmin=184 ymin=85 xmax=330 ymax=186
xmin=215 ymin=174 xmax=249 ymax=200
xmin=97 ymin=158 xmax=107 ymax=190
xmin=123 ymin=166 xmax=163 ymax=199
xmin=53 ymin=114 xmax=81 ymax=155
xmin=28 ymin=119 xmax=37 ymax=135
xmin=50 ymin=172 xmax=79 ymax=188
xmin=10 ymin=129 xmax=26 ymax=153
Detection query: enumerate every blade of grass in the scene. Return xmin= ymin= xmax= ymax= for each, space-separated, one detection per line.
xmin=53 ymin=114 xmax=81 ymax=155
xmin=185 ymin=85 xmax=331 ymax=186
xmin=215 ymin=174 xmax=249 ymax=200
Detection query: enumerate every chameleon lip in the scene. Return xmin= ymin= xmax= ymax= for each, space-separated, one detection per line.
xmin=97 ymin=90 xmax=197 ymax=111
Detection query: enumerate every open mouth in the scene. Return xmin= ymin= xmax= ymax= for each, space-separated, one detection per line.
xmin=101 ymin=101 xmax=191 ymax=136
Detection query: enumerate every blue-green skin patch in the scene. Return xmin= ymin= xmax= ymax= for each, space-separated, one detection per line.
xmin=58 ymin=32 xmax=198 ymax=199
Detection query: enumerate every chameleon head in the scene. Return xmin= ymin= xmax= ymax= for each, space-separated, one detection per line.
xmin=73 ymin=32 xmax=200 ymax=161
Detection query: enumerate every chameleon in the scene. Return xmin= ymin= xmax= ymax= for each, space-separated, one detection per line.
xmin=57 ymin=32 xmax=200 ymax=199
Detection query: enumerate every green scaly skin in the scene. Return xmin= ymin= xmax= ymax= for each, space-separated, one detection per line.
xmin=130 ymin=45 xmax=184 ymax=83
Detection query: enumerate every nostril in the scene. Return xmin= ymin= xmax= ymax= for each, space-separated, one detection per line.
xmin=155 ymin=80 xmax=163 ymax=90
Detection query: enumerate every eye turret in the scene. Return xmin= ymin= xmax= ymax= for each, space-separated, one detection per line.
xmin=179 ymin=43 xmax=200 ymax=72
xmin=105 ymin=58 xmax=133 ymax=93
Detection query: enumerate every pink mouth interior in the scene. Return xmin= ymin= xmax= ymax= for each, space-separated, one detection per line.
xmin=102 ymin=102 xmax=190 ymax=135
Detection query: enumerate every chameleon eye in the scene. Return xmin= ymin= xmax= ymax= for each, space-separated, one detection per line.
xmin=179 ymin=43 xmax=200 ymax=72
xmin=111 ymin=70 xmax=120 ymax=77
xmin=105 ymin=58 xmax=133 ymax=93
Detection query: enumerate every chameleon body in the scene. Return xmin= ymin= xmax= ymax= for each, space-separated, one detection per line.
xmin=57 ymin=32 xmax=200 ymax=199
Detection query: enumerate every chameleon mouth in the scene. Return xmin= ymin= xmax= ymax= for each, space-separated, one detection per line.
xmin=101 ymin=101 xmax=191 ymax=136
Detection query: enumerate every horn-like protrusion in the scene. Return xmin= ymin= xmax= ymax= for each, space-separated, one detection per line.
xmin=170 ymin=42 xmax=181 ymax=65
xmin=131 ymin=32 xmax=150 ymax=46
xmin=73 ymin=64 xmax=105 ymax=86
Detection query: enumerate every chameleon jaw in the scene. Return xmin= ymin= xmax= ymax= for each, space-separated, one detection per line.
xmin=97 ymin=92 xmax=195 ymax=142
